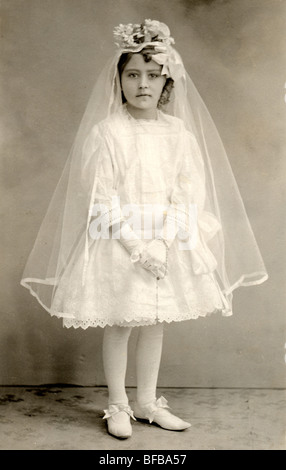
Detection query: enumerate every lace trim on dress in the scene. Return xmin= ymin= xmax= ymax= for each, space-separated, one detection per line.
xmin=62 ymin=303 xmax=232 ymax=330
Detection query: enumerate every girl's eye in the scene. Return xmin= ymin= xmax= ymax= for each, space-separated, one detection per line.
xmin=126 ymin=72 xmax=160 ymax=79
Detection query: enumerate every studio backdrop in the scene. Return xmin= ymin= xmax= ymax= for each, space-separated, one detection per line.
xmin=1 ymin=0 xmax=285 ymax=388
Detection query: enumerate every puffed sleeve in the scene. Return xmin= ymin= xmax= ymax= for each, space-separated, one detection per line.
xmin=81 ymin=124 xmax=125 ymax=239
xmin=171 ymin=130 xmax=206 ymax=217
xmin=167 ymin=130 xmax=221 ymax=274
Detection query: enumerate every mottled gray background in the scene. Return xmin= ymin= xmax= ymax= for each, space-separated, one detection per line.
xmin=1 ymin=0 xmax=285 ymax=387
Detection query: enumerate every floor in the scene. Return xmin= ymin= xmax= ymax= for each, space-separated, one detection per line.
xmin=0 ymin=387 xmax=285 ymax=450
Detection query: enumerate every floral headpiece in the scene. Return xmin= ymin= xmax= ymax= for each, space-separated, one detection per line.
xmin=113 ymin=20 xmax=185 ymax=81
xmin=113 ymin=19 xmax=175 ymax=48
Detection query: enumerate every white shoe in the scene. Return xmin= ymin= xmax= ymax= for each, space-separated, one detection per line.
xmin=133 ymin=396 xmax=191 ymax=431
xmin=103 ymin=404 xmax=135 ymax=439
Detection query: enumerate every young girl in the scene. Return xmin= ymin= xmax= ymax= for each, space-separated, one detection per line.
xmin=21 ymin=20 xmax=268 ymax=439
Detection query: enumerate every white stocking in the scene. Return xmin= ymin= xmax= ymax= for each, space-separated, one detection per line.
xmin=102 ymin=325 xmax=132 ymax=405
xmin=135 ymin=323 xmax=164 ymax=406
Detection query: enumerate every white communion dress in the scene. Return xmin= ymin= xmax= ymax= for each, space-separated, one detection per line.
xmin=51 ymin=106 xmax=229 ymax=328
xmin=21 ymin=34 xmax=268 ymax=328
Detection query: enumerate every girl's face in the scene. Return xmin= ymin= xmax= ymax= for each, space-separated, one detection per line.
xmin=121 ymin=53 xmax=167 ymax=119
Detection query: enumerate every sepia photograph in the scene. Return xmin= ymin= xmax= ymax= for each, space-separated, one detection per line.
xmin=0 ymin=0 xmax=285 ymax=452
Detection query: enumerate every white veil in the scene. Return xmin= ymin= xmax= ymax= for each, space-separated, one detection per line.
xmin=20 ymin=21 xmax=268 ymax=318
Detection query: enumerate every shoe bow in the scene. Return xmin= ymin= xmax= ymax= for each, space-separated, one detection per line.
xmin=143 ymin=396 xmax=170 ymax=423
xmin=103 ymin=404 xmax=136 ymax=421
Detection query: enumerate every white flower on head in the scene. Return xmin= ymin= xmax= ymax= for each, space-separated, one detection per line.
xmin=113 ymin=19 xmax=175 ymax=49
xmin=144 ymin=19 xmax=174 ymax=44
xmin=144 ymin=19 xmax=160 ymax=36
xmin=113 ymin=23 xmax=138 ymax=47
xmin=158 ymin=23 xmax=171 ymax=38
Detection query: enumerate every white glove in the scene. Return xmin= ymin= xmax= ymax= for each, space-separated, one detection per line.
xmin=135 ymin=211 xmax=179 ymax=279
xmin=140 ymin=239 xmax=168 ymax=279
xmin=112 ymin=221 xmax=145 ymax=258
xmin=158 ymin=212 xmax=179 ymax=249
xmin=135 ymin=208 xmax=181 ymax=279
xmin=112 ymin=222 xmax=166 ymax=278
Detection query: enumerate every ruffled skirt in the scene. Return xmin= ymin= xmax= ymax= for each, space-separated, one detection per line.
xmin=51 ymin=212 xmax=229 ymax=329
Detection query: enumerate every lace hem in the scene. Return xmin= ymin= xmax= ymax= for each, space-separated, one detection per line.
xmin=62 ymin=305 xmax=232 ymax=330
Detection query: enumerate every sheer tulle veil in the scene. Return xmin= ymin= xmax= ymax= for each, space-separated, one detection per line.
xmin=20 ymin=20 xmax=268 ymax=318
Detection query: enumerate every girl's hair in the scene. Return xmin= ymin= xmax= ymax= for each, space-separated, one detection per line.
xmin=117 ymin=47 xmax=174 ymax=109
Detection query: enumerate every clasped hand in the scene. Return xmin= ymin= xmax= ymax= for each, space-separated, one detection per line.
xmin=131 ymin=239 xmax=168 ymax=279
